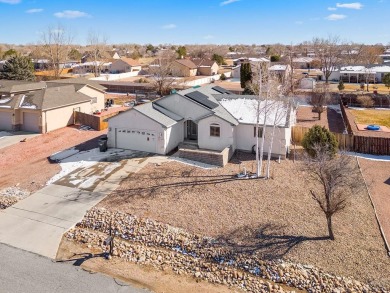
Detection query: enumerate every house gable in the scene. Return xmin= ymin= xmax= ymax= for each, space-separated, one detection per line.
xmin=154 ymin=94 xmax=212 ymax=121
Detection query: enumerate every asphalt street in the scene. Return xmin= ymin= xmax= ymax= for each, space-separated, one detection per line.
xmin=0 ymin=243 xmax=150 ymax=293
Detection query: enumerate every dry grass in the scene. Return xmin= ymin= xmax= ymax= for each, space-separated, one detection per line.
xmin=350 ymin=109 xmax=390 ymax=127
xmin=99 ymin=153 xmax=390 ymax=288
xmin=342 ymin=83 xmax=390 ymax=94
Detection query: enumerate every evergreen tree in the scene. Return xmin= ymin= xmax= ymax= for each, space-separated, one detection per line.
xmin=337 ymin=80 xmax=345 ymax=91
xmin=240 ymin=62 xmax=252 ymax=89
xmin=0 ymin=55 xmax=35 ymax=81
xmin=302 ymin=125 xmax=338 ymax=158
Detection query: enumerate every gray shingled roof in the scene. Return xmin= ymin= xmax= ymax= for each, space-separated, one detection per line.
xmin=178 ymin=85 xmax=239 ymax=126
xmin=134 ymin=102 xmax=179 ymax=128
xmin=46 ymin=77 xmax=107 ymax=92
xmin=0 ymin=80 xmax=47 ymax=94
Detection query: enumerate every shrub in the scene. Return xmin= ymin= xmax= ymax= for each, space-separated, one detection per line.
xmin=270 ymin=55 xmax=280 ymax=62
xmin=220 ymin=73 xmax=227 ymax=80
xmin=357 ymin=95 xmax=374 ymax=108
xmin=302 ymin=125 xmax=338 ymax=158
xmin=337 ymin=80 xmax=345 ymax=91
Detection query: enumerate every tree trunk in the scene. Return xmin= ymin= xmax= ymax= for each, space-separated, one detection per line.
xmin=326 ymin=215 xmax=335 ymax=240
xmin=318 ymin=111 xmax=322 ymax=120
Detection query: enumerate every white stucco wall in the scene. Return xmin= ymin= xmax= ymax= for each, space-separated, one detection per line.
xmin=235 ymin=124 xmax=289 ymax=157
xmin=43 ymin=101 xmax=92 ymax=133
xmin=77 ymin=86 xmax=105 ymax=112
xmin=156 ymin=94 xmax=212 ymax=121
xmin=198 ymin=116 xmax=235 ymax=151
xmin=165 ymin=121 xmax=184 ymax=153
xmin=107 ymin=109 xmax=166 ymax=154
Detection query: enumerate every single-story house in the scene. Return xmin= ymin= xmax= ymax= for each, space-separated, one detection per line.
xmin=268 ymin=64 xmax=292 ymax=81
xmin=107 ymin=85 xmax=296 ymax=165
xmin=232 ymin=58 xmax=271 ymax=79
xmin=171 ymin=59 xmax=198 ymax=77
xmin=110 ymin=58 xmax=142 ymax=74
xmin=0 ymin=79 xmax=106 ymax=133
xmin=72 ymin=61 xmax=112 ymax=75
xmin=192 ymin=58 xmax=219 ymax=76
xmin=328 ymin=65 xmax=390 ymax=83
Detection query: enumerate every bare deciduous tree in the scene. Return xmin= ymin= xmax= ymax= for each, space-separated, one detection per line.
xmin=310 ymin=84 xmax=331 ymax=120
xmin=148 ymin=52 xmax=176 ymax=95
xmin=40 ymin=24 xmax=73 ymax=79
xmin=305 ymin=147 xmax=362 ymax=240
xmin=313 ymin=36 xmax=344 ymax=84
xmin=87 ymin=31 xmax=109 ymax=77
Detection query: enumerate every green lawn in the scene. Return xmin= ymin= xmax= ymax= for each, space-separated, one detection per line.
xmin=350 ymin=109 xmax=390 ymax=128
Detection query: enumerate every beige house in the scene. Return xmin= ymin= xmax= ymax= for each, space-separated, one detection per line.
xmin=192 ymin=59 xmax=219 ymax=76
xmin=171 ymin=59 xmax=198 ymax=77
xmin=0 ymin=79 xmax=106 ymax=133
xmin=110 ymin=58 xmax=142 ymax=74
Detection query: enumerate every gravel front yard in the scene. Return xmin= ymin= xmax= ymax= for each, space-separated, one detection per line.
xmin=0 ymin=126 xmax=106 ymax=193
xmin=99 ymin=153 xmax=390 ymax=289
xmin=358 ymin=158 xmax=390 ymax=254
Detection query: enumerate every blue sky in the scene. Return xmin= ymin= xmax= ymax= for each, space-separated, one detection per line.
xmin=0 ymin=0 xmax=389 ymax=45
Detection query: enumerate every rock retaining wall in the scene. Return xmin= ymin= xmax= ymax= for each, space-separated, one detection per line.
xmin=66 ymin=208 xmax=387 ymax=293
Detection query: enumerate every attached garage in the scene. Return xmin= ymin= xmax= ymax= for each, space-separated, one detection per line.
xmin=22 ymin=112 xmax=40 ymax=132
xmin=115 ymin=128 xmax=157 ymax=153
xmin=0 ymin=111 xmax=13 ymax=131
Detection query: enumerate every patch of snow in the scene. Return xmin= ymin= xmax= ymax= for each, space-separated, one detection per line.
xmin=0 ymin=105 xmax=11 ymax=108
xmin=0 ymin=98 xmax=11 ymax=104
xmin=171 ymin=157 xmax=218 ymax=170
xmin=18 ymin=95 xmax=25 ymax=107
xmin=46 ymin=148 xmax=136 ymax=185
xmin=346 ymin=152 xmax=390 ymax=162
xmin=0 ymin=131 xmax=13 ymax=139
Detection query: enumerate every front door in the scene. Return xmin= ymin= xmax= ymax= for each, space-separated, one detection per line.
xmin=186 ymin=120 xmax=198 ymax=140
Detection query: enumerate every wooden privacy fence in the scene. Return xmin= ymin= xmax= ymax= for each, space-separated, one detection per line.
xmin=291 ymin=126 xmax=390 ymax=155
xmin=74 ymin=111 xmax=120 ymax=131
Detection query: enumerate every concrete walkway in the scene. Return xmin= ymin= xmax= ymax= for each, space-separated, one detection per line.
xmin=0 ymin=154 xmax=169 ymax=259
xmin=0 ymin=131 xmax=40 ymax=150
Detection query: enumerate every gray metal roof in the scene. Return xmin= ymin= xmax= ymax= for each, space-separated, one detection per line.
xmin=134 ymin=102 xmax=178 ymax=128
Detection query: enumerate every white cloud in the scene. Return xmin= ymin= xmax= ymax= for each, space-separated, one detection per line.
xmin=26 ymin=8 xmax=43 ymax=13
xmin=203 ymin=35 xmax=214 ymax=40
xmin=295 ymin=21 xmax=304 ymax=25
xmin=220 ymin=0 xmax=240 ymax=6
xmin=328 ymin=7 xmax=337 ymax=10
xmin=0 ymin=0 xmax=21 ymax=3
xmin=325 ymin=14 xmax=347 ymax=20
xmin=336 ymin=2 xmax=363 ymax=9
xmin=54 ymin=10 xmax=91 ymax=19
xmin=161 ymin=24 xmax=176 ymax=29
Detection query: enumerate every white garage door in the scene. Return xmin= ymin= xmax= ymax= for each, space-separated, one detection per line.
xmin=116 ymin=128 xmax=157 ymax=153
xmin=0 ymin=112 xmax=13 ymax=131
xmin=22 ymin=112 xmax=40 ymax=133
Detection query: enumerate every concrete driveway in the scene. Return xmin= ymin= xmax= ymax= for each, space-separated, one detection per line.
xmin=0 ymin=131 xmax=40 ymax=150
xmin=0 ymin=150 xmax=168 ymax=259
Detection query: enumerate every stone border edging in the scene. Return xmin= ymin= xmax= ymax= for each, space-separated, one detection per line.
xmin=356 ymin=156 xmax=390 ymax=257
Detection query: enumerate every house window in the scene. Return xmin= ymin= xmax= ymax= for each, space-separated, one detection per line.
xmin=210 ymin=124 xmax=220 ymax=137
xmin=253 ymin=127 xmax=263 ymax=137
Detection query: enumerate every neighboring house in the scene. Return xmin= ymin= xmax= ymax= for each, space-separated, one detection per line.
xmin=268 ymin=64 xmax=292 ymax=81
xmin=107 ymin=51 xmax=121 ymax=60
xmin=110 ymin=58 xmax=142 ymax=74
xmin=171 ymin=59 xmax=198 ymax=77
xmin=232 ymin=58 xmax=270 ymax=79
xmin=292 ymin=57 xmax=314 ymax=69
xmin=72 ymin=61 xmax=112 ymax=75
xmin=107 ymin=85 xmax=295 ymax=165
xmin=0 ymin=79 xmax=106 ymax=133
xmin=329 ymin=65 xmax=390 ymax=83
xmin=192 ymin=58 xmax=219 ymax=76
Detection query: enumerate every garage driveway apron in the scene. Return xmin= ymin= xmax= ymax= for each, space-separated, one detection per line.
xmin=0 ymin=152 xmax=168 ymax=259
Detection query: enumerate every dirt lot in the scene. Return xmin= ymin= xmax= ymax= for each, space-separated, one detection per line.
xmin=0 ymin=126 xmax=106 ymax=193
xmin=358 ymin=158 xmax=390 ymax=253
xmin=296 ymin=106 xmax=345 ymax=133
xmin=99 ymin=153 xmax=390 ymax=288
